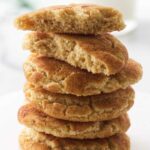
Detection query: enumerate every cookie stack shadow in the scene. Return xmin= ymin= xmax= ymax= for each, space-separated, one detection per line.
xmin=15 ymin=4 xmax=143 ymax=150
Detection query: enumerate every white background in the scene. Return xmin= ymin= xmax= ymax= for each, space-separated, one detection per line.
xmin=0 ymin=0 xmax=150 ymax=149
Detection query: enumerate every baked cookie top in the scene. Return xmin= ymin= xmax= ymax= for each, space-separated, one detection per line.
xmin=24 ymin=55 xmax=142 ymax=96
xmin=25 ymin=83 xmax=134 ymax=122
xmin=19 ymin=128 xmax=130 ymax=150
xmin=18 ymin=104 xmax=130 ymax=139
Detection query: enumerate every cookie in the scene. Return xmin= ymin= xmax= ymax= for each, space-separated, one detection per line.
xmin=25 ymin=83 xmax=134 ymax=122
xmin=15 ymin=4 xmax=125 ymax=34
xmin=19 ymin=128 xmax=130 ymax=150
xmin=23 ymin=32 xmax=128 ymax=75
xmin=24 ymin=55 xmax=142 ymax=96
xmin=18 ymin=104 xmax=130 ymax=139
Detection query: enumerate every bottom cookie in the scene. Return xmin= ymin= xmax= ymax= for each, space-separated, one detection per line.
xmin=19 ymin=128 xmax=130 ymax=150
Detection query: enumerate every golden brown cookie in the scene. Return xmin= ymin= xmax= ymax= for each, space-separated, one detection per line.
xmin=18 ymin=104 xmax=130 ymax=139
xmin=19 ymin=128 xmax=130 ymax=150
xmin=25 ymin=83 xmax=134 ymax=122
xmin=24 ymin=55 xmax=142 ymax=96
xmin=23 ymin=32 xmax=128 ymax=75
xmin=15 ymin=4 xmax=125 ymax=34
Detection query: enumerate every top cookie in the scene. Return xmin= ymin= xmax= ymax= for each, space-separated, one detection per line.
xmin=15 ymin=4 xmax=125 ymax=34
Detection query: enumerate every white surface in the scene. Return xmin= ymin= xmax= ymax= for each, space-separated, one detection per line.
xmin=0 ymin=91 xmax=23 ymax=150
xmin=0 ymin=91 xmax=150 ymax=149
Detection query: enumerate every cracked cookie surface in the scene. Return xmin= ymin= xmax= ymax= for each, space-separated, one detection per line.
xmin=18 ymin=104 xmax=130 ymax=139
xmin=24 ymin=55 xmax=142 ymax=96
xmin=25 ymin=83 xmax=134 ymax=122
xmin=19 ymin=128 xmax=130 ymax=150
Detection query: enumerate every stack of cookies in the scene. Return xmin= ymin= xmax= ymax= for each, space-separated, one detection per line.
xmin=15 ymin=4 xmax=143 ymax=150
